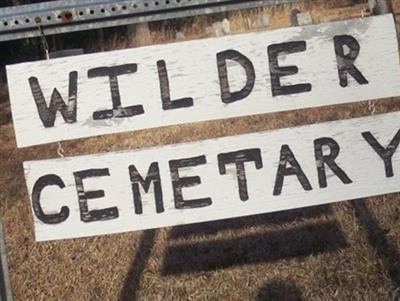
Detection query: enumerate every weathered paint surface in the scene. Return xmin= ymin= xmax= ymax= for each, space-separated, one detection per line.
xmin=24 ymin=111 xmax=400 ymax=241
xmin=7 ymin=14 xmax=400 ymax=147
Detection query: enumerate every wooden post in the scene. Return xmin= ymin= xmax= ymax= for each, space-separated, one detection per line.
xmin=128 ymin=23 xmax=152 ymax=47
xmin=370 ymin=0 xmax=391 ymax=14
xmin=97 ymin=28 xmax=105 ymax=52
xmin=290 ymin=9 xmax=301 ymax=26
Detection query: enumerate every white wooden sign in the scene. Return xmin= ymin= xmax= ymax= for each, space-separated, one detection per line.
xmin=25 ymin=111 xmax=400 ymax=241
xmin=7 ymin=14 xmax=400 ymax=148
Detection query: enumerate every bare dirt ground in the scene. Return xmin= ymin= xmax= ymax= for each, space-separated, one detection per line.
xmin=2 ymin=0 xmax=400 ymax=300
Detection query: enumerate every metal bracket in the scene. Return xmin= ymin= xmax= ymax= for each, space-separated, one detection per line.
xmin=0 ymin=0 xmax=303 ymax=42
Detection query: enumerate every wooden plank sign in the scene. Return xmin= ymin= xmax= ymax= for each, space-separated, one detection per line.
xmin=7 ymin=14 xmax=400 ymax=148
xmin=25 ymin=112 xmax=400 ymax=241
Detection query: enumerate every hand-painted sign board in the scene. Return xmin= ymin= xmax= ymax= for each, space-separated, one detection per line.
xmin=25 ymin=112 xmax=400 ymax=241
xmin=7 ymin=14 xmax=400 ymax=148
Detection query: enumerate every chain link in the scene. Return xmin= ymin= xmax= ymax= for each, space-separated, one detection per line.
xmin=57 ymin=141 xmax=65 ymax=159
xmin=36 ymin=23 xmax=50 ymax=60
xmin=368 ymin=100 xmax=376 ymax=115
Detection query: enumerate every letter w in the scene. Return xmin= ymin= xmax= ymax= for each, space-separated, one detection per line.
xmin=29 ymin=71 xmax=78 ymax=127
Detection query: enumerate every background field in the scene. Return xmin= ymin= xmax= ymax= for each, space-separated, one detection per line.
xmin=2 ymin=0 xmax=400 ymax=300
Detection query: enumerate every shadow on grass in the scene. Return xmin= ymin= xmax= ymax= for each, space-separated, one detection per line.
xmin=118 ymin=205 xmax=347 ymax=299
xmin=162 ymin=219 xmax=347 ymax=275
xmin=170 ymin=205 xmax=332 ymax=239
xmin=0 ymin=102 xmax=11 ymax=126
xmin=119 ymin=229 xmax=157 ymax=301
xmin=351 ymin=199 xmax=400 ymax=288
xmin=255 ymin=279 xmax=304 ymax=301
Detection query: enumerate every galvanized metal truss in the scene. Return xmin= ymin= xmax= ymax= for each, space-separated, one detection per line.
xmin=0 ymin=0 xmax=302 ymax=42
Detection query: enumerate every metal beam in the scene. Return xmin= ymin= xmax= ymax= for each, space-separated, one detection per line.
xmin=0 ymin=0 xmax=302 ymax=42
xmin=0 ymin=219 xmax=12 ymax=301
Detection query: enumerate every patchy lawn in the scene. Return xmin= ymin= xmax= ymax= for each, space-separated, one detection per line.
xmin=2 ymin=0 xmax=400 ymax=300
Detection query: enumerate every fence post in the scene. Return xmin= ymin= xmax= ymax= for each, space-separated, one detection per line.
xmin=0 ymin=219 xmax=12 ymax=301
xmin=370 ymin=0 xmax=391 ymax=14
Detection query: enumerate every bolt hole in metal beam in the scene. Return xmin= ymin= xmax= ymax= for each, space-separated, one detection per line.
xmin=0 ymin=0 xmax=303 ymax=42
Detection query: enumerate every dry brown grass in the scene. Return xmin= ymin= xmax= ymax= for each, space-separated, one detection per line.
xmin=2 ymin=0 xmax=400 ymax=300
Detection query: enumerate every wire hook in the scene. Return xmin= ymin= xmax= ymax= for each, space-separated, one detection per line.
xmin=57 ymin=141 xmax=65 ymax=159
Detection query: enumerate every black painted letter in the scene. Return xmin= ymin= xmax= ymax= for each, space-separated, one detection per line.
xmin=29 ymin=71 xmax=78 ymax=127
xmin=314 ymin=137 xmax=352 ymax=188
xmin=157 ymin=60 xmax=194 ymax=110
xmin=362 ymin=130 xmax=400 ymax=177
xmin=217 ymin=50 xmax=256 ymax=104
xmin=129 ymin=162 xmax=164 ymax=214
xmin=268 ymin=41 xmax=312 ymax=96
xmin=273 ymin=145 xmax=312 ymax=196
xmin=73 ymin=169 xmax=119 ymax=222
xmin=334 ymin=35 xmax=368 ymax=87
xmin=32 ymin=174 xmax=70 ymax=224
xmin=88 ymin=64 xmax=144 ymax=120
xmin=169 ymin=155 xmax=212 ymax=209
xmin=218 ymin=149 xmax=263 ymax=201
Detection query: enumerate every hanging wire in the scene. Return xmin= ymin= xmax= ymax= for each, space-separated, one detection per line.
xmin=368 ymin=100 xmax=376 ymax=115
xmin=360 ymin=8 xmax=376 ymax=116
xmin=57 ymin=142 xmax=65 ymax=159
xmin=36 ymin=21 xmax=66 ymax=159
xmin=36 ymin=23 xmax=50 ymax=60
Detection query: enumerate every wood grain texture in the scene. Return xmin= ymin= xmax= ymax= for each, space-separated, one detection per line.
xmin=7 ymin=14 xmax=400 ymax=148
xmin=24 ymin=111 xmax=400 ymax=241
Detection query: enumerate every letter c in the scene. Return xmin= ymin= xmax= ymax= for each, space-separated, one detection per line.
xmin=32 ymin=174 xmax=69 ymax=224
